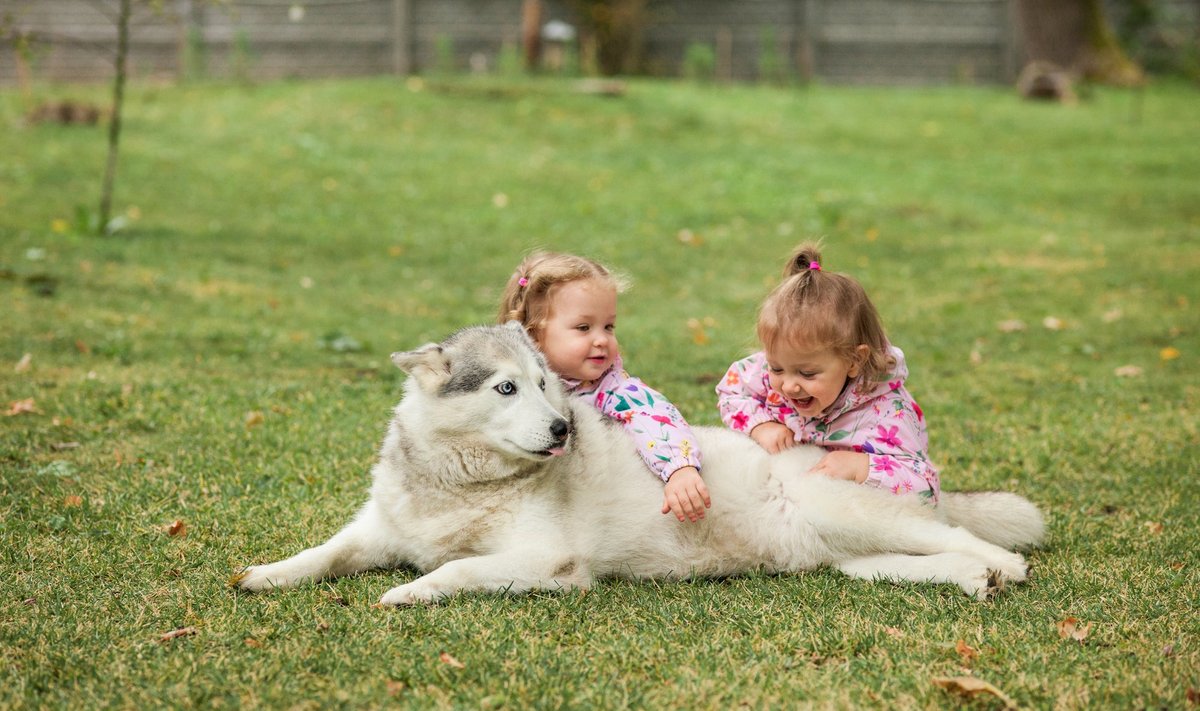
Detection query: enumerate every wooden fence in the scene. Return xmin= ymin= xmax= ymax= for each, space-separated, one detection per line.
xmin=0 ymin=0 xmax=1195 ymax=86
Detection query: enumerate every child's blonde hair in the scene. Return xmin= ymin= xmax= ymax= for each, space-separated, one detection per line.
xmin=497 ymin=251 xmax=628 ymax=339
xmin=757 ymin=242 xmax=893 ymax=383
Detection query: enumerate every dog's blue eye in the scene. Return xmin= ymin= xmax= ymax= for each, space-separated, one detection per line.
xmin=494 ymin=381 xmax=517 ymax=396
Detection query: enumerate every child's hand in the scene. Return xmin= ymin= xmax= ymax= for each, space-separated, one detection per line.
xmin=750 ymin=422 xmax=795 ymax=454
xmin=811 ymin=450 xmax=869 ymax=483
xmin=661 ymin=466 xmax=711 ymax=522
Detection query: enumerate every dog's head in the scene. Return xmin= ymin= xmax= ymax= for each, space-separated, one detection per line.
xmin=391 ymin=322 xmax=572 ymax=461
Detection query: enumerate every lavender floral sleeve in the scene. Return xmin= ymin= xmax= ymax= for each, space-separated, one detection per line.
xmin=587 ymin=364 xmax=703 ymax=483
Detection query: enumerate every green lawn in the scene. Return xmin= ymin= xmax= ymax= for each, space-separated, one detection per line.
xmin=2 ymin=75 xmax=1197 ymax=708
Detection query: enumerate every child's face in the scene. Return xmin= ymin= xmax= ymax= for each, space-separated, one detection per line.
xmin=536 ymin=279 xmax=619 ymax=382
xmin=764 ymin=341 xmax=866 ymax=417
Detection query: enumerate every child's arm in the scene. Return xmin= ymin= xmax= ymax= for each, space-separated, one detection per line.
xmin=817 ymin=391 xmax=940 ymax=503
xmin=715 ymin=355 xmax=786 ymax=438
xmin=592 ymin=369 xmax=709 ymax=520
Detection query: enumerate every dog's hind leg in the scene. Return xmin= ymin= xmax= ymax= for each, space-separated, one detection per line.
xmin=836 ymin=552 xmax=1006 ymax=601
xmin=237 ymin=501 xmax=399 ymax=591
xmin=379 ymin=551 xmax=589 ymax=606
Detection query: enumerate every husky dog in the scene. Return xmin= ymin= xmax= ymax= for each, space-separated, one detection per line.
xmin=236 ymin=323 xmax=1044 ymax=604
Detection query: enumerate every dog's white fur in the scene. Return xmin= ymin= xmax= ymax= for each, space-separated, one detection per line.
xmin=237 ymin=323 xmax=1044 ymax=604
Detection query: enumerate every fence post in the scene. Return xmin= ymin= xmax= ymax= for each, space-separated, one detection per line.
xmin=393 ymin=0 xmax=412 ymax=75
xmin=1000 ymin=0 xmax=1022 ymax=82
xmin=796 ymin=0 xmax=818 ymax=81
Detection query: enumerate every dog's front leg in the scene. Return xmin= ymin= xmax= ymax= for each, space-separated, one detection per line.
xmin=379 ymin=551 xmax=588 ymax=606
xmin=237 ymin=501 xmax=398 ymax=591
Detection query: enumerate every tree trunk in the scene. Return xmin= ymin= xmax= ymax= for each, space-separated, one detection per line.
xmin=99 ymin=0 xmax=132 ymax=235
xmin=1016 ymin=0 xmax=1143 ymax=85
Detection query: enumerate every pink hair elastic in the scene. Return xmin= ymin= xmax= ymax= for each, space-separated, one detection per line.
xmin=809 ymin=261 xmax=821 ymax=271
xmin=517 ymin=276 xmax=529 ymax=287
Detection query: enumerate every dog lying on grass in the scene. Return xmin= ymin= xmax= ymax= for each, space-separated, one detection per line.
xmin=236 ymin=322 xmax=1043 ymax=604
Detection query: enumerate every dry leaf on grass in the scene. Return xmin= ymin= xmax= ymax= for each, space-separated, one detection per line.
xmin=1042 ymin=316 xmax=1065 ymax=330
xmin=1144 ymin=521 xmax=1164 ymax=535
xmin=1114 ymin=365 xmax=1143 ymax=378
xmin=1056 ymin=616 xmax=1092 ymax=643
xmin=932 ymin=676 xmax=1016 ymax=708
xmin=439 ymin=651 xmax=465 ymax=669
xmin=883 ymin=626 xmax=904 ymax=639
xmin=955 ymin=639 xmax=979 ymax=664
xmin=158 ymin=626 xmax=197 ymax=643
xmin=1160 ymin=347 xmax=1181 ymax=361
xmin=166 ymin=519 xmax=187 ymax=537
xmin=386 ymin=680 xmax=406 ymax=696
xmin=63 ymin=495 xmax=83 ymax=508
xmin=997 ymin=319 xmax=1026 ymax=333
xmin=245 ymin=411 xmax=265 ymax=429
xmin=244 ymin=638 xmax=263 ymax=648
xmin=1102 ymin=308 xmax=1123 ymax=323
xmin=15 ymin=353 xmax=32 ymax=373
xmin=5 ymin=398 xmax=40 ymax=416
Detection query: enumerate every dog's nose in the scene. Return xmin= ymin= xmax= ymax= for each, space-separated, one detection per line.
xmin=549 ymin=419 xmax=569 ymax=441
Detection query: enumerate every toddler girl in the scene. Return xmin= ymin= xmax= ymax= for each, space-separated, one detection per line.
xmin=716 ymin=243 xmax=940 ymax=502
xmin=498 ymin=251 xmax=711 ymax=521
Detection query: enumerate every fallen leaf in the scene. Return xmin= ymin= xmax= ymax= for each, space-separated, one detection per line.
xmin=955 ymin=639 xmax=979 ymax=664
xmin=1187 ymin=687 xmax=1199 ymax=704
xmin=1170 ymin=562 xmax=1185 ymax=571
xmin=883 ymin=626 xmax=904 ymax=639
xmin=997 ymin=319 xmax=1026 ymax=333
xmin=5 ymin=398 xmax=40 ymax=416
xmin=1056 ymin=616 xmax=1092 ymax=643
xmin=932 ymin=676 xmax=1016 ymax=708
xmin=158 ymin=626 xmax=197 ymax=643
xmin=969 ymin=349 xmax=983 ymax=365
xmin=1101 ymin=308 xmax=1123 ymax=323
xmin=1160 ymin=347 xmax=1181 ymax=361
xmin=1144 ymin=521 xmax=1164 ymax=535
xmin=386 ymin=680 xmax=406 ymax=696
xmin=245 ymin=411 xmax=264 ymax=429
xmin=166 ymin=519 xmax=187 ymax=537
xmin=388 ymin=245 xmax=405 ymax=257
xmin=686 ymin=318 xmax=709 ymax=346
xmin=1114 ymin=365 xmax=1143 ymax=378
xmin=491 ymin=193 xmax=509 ymax=208
xmin=1163 ymin=644 xmax=1175 ymax=657
xmin=316 ymin=620 xmax=330 ymax=632
xmin=15 ymin=353 xmax=32 ymax=373
xmin=51 ymin=442 xmax=81 ymax=451
xmin=1042 ymin=316 xmax=1065 ymax=331
xmin=439 ymin=651 xmax=465 ymax=669
xmin=74 ymin=339 xmax=91 ymax=354
xmin=677 ymin=229 xmax=702 ymax=246
xmin=63 ymin=495 xmax=83 ymax=507
xmin=244 ymin=638 xmax=262 ymax=648
xmin=22 ymin=598 xmax=36 ymax=606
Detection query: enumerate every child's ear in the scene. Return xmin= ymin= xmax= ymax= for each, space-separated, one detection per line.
xmin=847 ymin=344 xmax=870 ymax=378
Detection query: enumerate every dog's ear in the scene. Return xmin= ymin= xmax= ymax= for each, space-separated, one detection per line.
xmin=391 ymin=343 xmax=451 ymax=390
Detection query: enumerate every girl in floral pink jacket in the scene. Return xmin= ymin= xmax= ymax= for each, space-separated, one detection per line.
xmin=716 ymin=243 xmax=940 ymax=503
xmin=499 ymin=251 xmax=711 ymax=522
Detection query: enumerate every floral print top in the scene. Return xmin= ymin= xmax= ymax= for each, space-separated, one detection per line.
xmin=715 ymin=346 xmax=939 ymax=503
xmin=564 ymin=356 xmax=702 ymax=483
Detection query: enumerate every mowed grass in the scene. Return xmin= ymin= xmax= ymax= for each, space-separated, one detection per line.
xmin=1 ymin=75 xmax=1198 ymax=708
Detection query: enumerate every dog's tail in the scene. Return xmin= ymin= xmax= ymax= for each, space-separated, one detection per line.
xmin=939 ymin=492 xmax=1046 ymax=550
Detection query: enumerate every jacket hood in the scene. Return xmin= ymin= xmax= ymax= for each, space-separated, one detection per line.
xmin=815 ymin=346 xmax=908 ymax=422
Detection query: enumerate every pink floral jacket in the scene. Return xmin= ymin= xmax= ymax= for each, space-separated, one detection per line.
xmin=565 ymin=356 xmax=702 ymax=483
xmin=715 ymin=347 xmax=940 ymax=503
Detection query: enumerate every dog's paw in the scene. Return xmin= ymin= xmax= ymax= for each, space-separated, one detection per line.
xmin=379 ymin=581 xmax=442 ymax=606
xmin=234 ymin=563 xmax=301 ymax=592
xmin=987 ymin=551 xmax=1029 ymax=585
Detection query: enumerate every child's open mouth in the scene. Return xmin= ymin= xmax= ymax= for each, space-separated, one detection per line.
xmin=794 ymin=396 xmax=815 ymax=408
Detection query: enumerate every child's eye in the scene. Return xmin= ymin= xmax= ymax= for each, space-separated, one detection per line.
xmin=605 ymin=324 xmax=615 ymax=333
xmin=576 ymin=324 xmax=589 ymax=332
